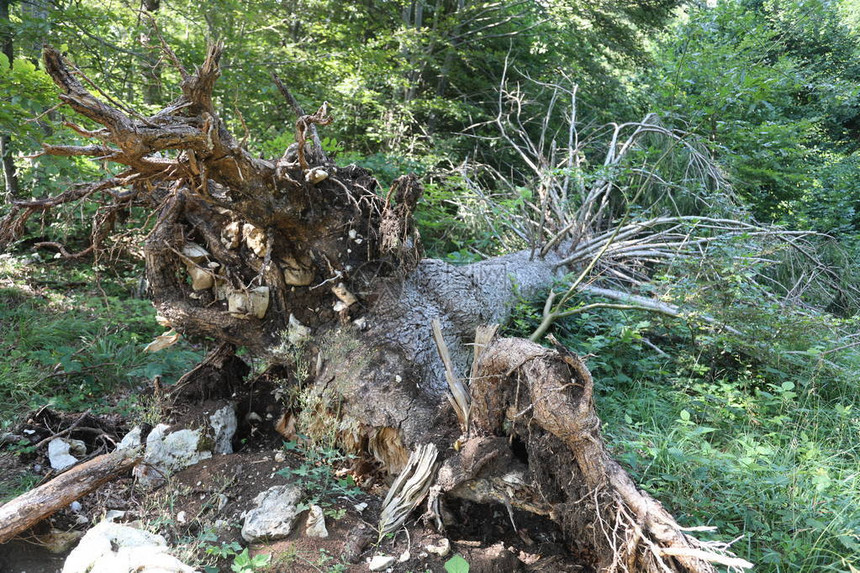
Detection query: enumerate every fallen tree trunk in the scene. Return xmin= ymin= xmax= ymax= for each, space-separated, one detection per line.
xmin=0 ymin=44 xmax=752 ymax=571
xmin=0 ymin=447 xmax=142 ymax=544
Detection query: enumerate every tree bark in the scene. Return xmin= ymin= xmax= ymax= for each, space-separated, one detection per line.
xmin=0 ymin=45 xmax=750 ymax=572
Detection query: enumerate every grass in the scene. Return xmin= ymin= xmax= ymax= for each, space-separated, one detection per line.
xmin=0 ymin=253 xmax=203 ymax=429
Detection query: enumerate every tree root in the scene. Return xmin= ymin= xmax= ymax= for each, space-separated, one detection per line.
xmin=449 ymin=336 xmax=753 ymax=573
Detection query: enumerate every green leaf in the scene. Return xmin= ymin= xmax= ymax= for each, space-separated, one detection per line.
xmin=444 ymin=554 xmax=470 ymax=573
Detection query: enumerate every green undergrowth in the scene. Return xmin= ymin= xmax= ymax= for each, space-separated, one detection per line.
xmin=0 ymin=253 xmax=203 ymax=429
xmin=508 ymin=292 xmax=860 ymax=572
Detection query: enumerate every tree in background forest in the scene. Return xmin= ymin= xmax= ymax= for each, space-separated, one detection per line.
xmin=651 ymin=0 xmax=860 ymax=233
xmin=1 ymin=0 xmax=680 ymax=194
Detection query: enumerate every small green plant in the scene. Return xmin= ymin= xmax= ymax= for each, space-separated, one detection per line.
xmin=230 ymin=548 xmax=270 ymax=573
xmin=204 ymin=540 xmax=242 ymax=560
xmin=444 ymin=554 xmax=470 ymax=573
xmin=276 ymin=438 xmax=363 ymax=512
xmin=314 ymin=548 xmax=347 ymax=573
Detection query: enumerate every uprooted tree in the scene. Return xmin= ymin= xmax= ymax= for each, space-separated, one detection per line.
xmin=0 ymin=44 xmax=761 ymax=572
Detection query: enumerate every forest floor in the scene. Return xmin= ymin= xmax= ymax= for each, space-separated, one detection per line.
xmin=0 ymin=375 xmax=585 ymax=573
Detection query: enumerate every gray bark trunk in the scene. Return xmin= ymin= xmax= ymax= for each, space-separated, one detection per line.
xmin=315 ymin=249 xmax=563 ymax=462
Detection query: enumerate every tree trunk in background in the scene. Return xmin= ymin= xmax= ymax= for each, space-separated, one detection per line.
xmin=140 ymin=0 xmax=162 ymax=105
xmin=0 ymin=0 xmax=19 ymax=199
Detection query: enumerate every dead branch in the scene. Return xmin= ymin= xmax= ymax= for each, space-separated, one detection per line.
xmin=0 ymin=447 xmax=142 ymax=544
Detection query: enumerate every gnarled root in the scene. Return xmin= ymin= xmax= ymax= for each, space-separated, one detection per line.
xmin=447 ymin=336 xmax=753 ymax=573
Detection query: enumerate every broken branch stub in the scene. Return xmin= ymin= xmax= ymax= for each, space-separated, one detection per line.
xmin=378 ymin=443 xmax=439 ymax=539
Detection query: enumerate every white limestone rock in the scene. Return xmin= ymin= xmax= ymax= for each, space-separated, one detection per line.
xmin=209 ymin=404 xmax=237 ymax=455
xmin=62 ymin=521 xmax=196 ymax=573
xmin=241 ymin=484 xmax=303 ymax=542
xmin=304 ymin=504 xmax=328 ymax=538
xmin=118 ymin=426 xmax=142 ymax=450
xmin=368 ymin=554 xmax=396 ymax=571
xmin=133 ymin=424 xmax=212 ymax=487
xmin=48 ymin=438 xmax=85 ymax=471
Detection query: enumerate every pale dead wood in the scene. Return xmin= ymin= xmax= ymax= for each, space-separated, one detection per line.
xmin=432 ymin=318 xmax=470 ymax=432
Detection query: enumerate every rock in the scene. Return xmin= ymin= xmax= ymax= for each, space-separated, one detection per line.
xmin=287 ymin=313 xmax=311 ymax=345
xmin=209 ymin=404 xmax=237 ymax=454
xmin=133 ymin=424 xmax=213 ymax=487
xmin=241 ymin=484 xmax=303 ymax=542
xmin=118 ymin=426 xmax=142 ymax=450
xmin=368 ymin=554 xmax=396 ymax=571
xmin=304 ymin=504 xmax=328 ymax=538
xmin=48 ymin=438 xmax=85 ymax=471
xmin=425 ymin=537 xmax=451 ymax=557
xmin=398 ymin=549 xmax=410 ymax=562
xmin=63 ymin=521 xmax=195 ymax=573
xmin=68 ymin=439 xmax=86 ymax=456
xmin=104 ymin=510 xmax=126 ymax=522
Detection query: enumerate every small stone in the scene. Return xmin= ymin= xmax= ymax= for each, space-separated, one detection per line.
xmin=118 ymin=427 xmax=142 ymax=450
xmin=176 ymin=511 xmax=187 ymax=524
xmin=398 ymin=549 xmax=410 ymax=562
xmin=67 ymin=439 xmax=87 ymax=457
xmin=241 ymin=484 xmax=304 ymax=542
xmin=70 ymin=501 xmax=82 ymax=512
xmin=425 ymin=537 xmax=450 ymax=557
xmin=274 ymin=450 xmax=286 ymax=463
xmin=353 ymin=502 xmax=368 ymax=513
xmin=304 ymin=505 xmax=328 ymax=538
xmin=48 ymin=438 xmax=80 ymax=471
xmin=209 ymin=404 xmax=237 ymax=455
xmin=104 ymin=510 xmax=125 ymax=523
xmin=305 ymin=167 xmax=329 ymax=184
xmin=368 ymin=554 xmax=396 ymax=571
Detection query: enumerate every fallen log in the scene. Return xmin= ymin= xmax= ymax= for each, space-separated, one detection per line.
xmin=0 ymin=447 xmax=142 ymax=544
